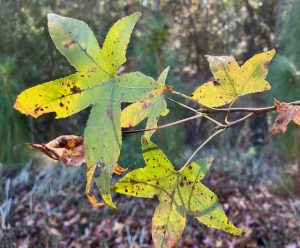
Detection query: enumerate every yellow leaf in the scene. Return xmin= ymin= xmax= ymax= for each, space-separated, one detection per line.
xmin=85 ymin=164 xmax=105 ymax=207
xmin=121 ymin=67 xmax=172 ymax=138
xmin=112 ymin=137 xmax=244 ymax=247
xmin=192 ymin=49 xmax=276 ymax=107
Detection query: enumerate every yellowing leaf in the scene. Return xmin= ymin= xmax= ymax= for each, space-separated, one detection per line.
xmin=121 ymin=67 xmax=172 ymax=138
xmin=14 ymin=13 xmax=159 ymax=208
xmin=86 ymin=165 xmax=106 ymax=207
xmin=192 ymin=49 xmax=276 ymax=107
xmin=85 ymin=163 xmax=127 ymax=208
xmin=112 ymin=137 xmax=244 ymax=247
xmin=100 ymin=13 xmax=141 ymax=75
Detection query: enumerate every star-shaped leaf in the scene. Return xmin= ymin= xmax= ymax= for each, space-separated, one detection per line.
xmin=112 ymin=137 xmax=243 ymax=247
xmin=121 ymin=67 xmax=172 ymax=138
xmin=14 ymin=13 xmax=159 ymax=207
xmin=192 ymin=49 xmax=276 ymax=107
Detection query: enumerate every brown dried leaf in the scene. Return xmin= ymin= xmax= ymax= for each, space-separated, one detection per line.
xmin=85 ymin=164 xmax=106 ymax=207
xmin=27 ymin=135 xmax=84 ymax=167
xmin=271 ymin=100 xmax=300 ymax=135
xmin=28 ymin=135 xmax=128 ymax=207
xmin=113 ymin=164 xmax=128 ymax=175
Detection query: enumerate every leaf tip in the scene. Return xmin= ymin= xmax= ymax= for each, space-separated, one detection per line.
xmin=269 ymin=48 xmax=276 ymax=56
xmin=132 ymin=12 xmax=141 ymax=19
xmin=47 ymin=13 xmax=59 ymax=22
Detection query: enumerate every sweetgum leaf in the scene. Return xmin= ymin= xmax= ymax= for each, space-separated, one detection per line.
xmin=121 ymin=67 xmax=172 ymax=138
xmin=192 ymin=49 xmax=276 ymax=107
xmin=112 ymin=137 xmax=244 ymax=247
xmin=100 ymin=12 xmax=141 ymax=75
xmin=14 ymin=12 xmax=158 ymax=207
xmin=272 ymin=99 xmax=300 ymax=135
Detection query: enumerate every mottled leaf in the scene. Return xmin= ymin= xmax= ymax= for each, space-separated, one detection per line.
xmin=14 ymin=13 xmax=158 ymax=207
xmin=192 ymin=50 xmax=276 ymax=107
xmin=121 ymin=67 xmax=172 ymax=138
xmin=272 ymin=100 xmax=300 ymax=135
xmin=112 ymin=137 xmax=243 ymax=247
xmin=100 ymin=12 xmax=141 ymax=75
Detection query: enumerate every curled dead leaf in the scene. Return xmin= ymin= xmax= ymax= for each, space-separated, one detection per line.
xmin=113 ymin=164 xmax=128 ymax=175
xmin=28 ymin=135 xmax=84 ymax=167
xmin=28 ymin=135 xmax=128 ymax=207
xmin=271 ymin=100 xmax=300 ymax=135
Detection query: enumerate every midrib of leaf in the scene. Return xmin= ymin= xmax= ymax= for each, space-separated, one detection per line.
xmin=182 ymin=182 xmax=221 ymax=219
xmin=220 ymin=62 xmax=238 ymax=97
xmin=161 ymin=176 xmax=179 ymax=248
xmin=30 ymin=77 xmax=114 ymax=109
xmin=187 ymin=167 xmax=203 ymax=209
xmin=116 ymin=82 xmax=154 ymax=90
xmin=240 ymin=60 xmax=264 ymax=93
xmin=57 ymin=20 xmax=114 ymax=77
xmin=32 ymin=75 xmax=155 ymax=113
xmin=108 ymin=81 xmax=121 ymax=148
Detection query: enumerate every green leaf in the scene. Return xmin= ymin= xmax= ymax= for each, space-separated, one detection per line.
xmin=191 ymin=49 xmax=276 ymax=107
xmin=47 ymin=13 xmax=107 ymax=74
xmin=121 ymin=67 xmax=171 ymax=138
xmin=84 ymin=72 xmax=155 ymax=166
xmin=100 ymin=12 xmax=141 ymax=75
xmin=14 ymin=12 xmax=158 ymax=207
xmin=112 ymin=137 xmax=244 ymax=247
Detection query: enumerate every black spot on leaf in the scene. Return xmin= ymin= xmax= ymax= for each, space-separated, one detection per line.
xmin=71 ymin=86 xmax=81 ymax=94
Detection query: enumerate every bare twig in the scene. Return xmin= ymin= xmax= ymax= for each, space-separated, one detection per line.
xmin=165 ymin=97 xmax=226 ymax=127
xmin=199 ymin=100 xmax=300 ymax=114
xmin=123 ymin=113 xmax=203 ymax=134
xmin=123 ymin=99 xmax=300 ymax=134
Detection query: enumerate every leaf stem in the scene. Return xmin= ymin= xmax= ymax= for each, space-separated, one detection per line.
xmin=179 ymin=128 xmax=225 ymax=172
xmin=171 ymin=90 xmax=195 ymax=102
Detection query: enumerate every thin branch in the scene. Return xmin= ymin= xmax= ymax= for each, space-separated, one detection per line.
xmin=165 ymin=97 xmax=226 ymax=127
xmin=122 ymin=113 xmax=203 ymax=134
xmin=199 ymin=100 xmax=300 ymax=114
xmin=179 ymin=128 xmax=225 ymax=172
xmin=171 ymin=90 xmax=300 ymax=115
xmin=215 ymin=113 xmax=254 ymax=130
xmin=123 ymin=99 xmax=300 ymax=134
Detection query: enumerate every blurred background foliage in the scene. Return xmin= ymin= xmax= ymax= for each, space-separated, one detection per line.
xmin=0 ymin=0 xmax=300 ymax=246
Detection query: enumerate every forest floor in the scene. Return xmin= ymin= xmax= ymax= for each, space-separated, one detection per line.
xmin=0 ymin=156 xmax=300 ymax=248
